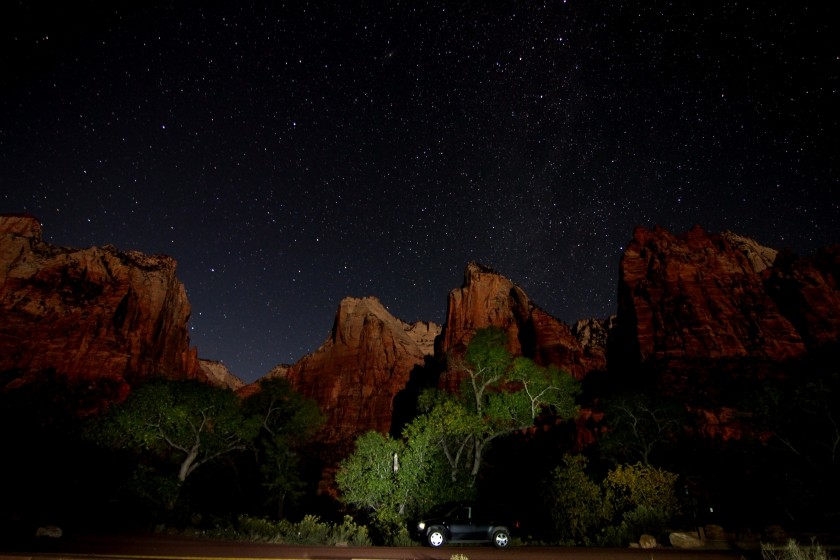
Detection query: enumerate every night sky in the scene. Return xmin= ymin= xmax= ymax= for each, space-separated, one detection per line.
xmin=2 ymin=2 xmax=838 ymax=382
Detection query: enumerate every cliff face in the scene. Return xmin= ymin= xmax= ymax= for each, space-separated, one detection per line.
xmin=763 ymin=244 xmax=840 ymax=351
xmin=270 ymin=296 xmax=440 ymax=450
xmin=616 ymin=225 xmax=808 ymax=367
xmin=614 ymin=225 xmax=840 ymax=439
xmin=0 ymin=215 xmax=204 ymax=397
xmin=437 ymin=262 xmax=607 ymax=381
xmin=199 ymin=359 xmax=246 ymax=391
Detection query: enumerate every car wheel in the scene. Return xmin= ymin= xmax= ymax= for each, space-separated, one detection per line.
xmin=427 ymin=529 xmax=446 ymax=547
xmin=492 ymin=529 xmax=510 ymax=549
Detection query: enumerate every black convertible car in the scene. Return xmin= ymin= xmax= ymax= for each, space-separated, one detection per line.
xmin=415 ymin=502 xmax=513 ymax=548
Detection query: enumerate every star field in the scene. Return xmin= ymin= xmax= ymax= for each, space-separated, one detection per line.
xmin=2 ymin=2 xmax=838 ymax=382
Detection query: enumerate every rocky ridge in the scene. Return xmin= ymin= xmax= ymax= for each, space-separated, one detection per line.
xmin=2 ymin=213 xmax=838 ymax=452
xmin=199 ymin=359 xmax=246 ymax=391
xmin=437 ymin=262 xmax=607 ymax=382
xmin=0 ymin=215 xmax=205 ymax=399
xmin=265 ymin=296 xmax=441 ymax=450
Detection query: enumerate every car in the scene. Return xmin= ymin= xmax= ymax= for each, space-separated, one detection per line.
xmin=415 ymin=502 xmax=513 ymax=549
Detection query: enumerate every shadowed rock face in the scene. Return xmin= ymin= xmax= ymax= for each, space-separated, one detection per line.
xmin=0 ymin=215 xmax=204 ymax=399
xmin=763 ymin=244 xmax=840 ymax=351
xmin=613 ymin=225 xmax=840 ymax=439
xmin=437 ymin=262 xmax=608 ymax=382
xmin=616 ymin=224 xmax=808 ymax=366
xmin=270 ymin=296 xmax=441 ymax=449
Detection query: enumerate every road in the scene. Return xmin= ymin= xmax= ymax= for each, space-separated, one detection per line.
xmin=1 ymin=533 xmax=762 ymax=560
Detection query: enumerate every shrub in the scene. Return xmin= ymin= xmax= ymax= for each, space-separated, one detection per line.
xmin=206 ymin=514 xmax=371 ymax=546
xmin=762 ymin=539 xmax=834 ymax=560
xmin=548 ymin=454 xmax=608 ymax=544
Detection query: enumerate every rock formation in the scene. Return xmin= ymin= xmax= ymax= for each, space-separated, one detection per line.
xmin=616 ymin=224 xmax=808 ymax=367
xmin=200 ymin=359 xmax=246 ymax=391
xmin=0 ymin=214 xmax=204 ymax=398
xmin=763 ymin=244 xmax=840 ymax=351
xmin=267 ymin=296 xmax=440 ymax=450
xmin=437 ymin=262 xmax=608 ymax=381
xmin=614 ymin=225 xmax=840 ymax=439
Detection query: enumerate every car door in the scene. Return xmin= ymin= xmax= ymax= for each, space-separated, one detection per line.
xmin=447 ymin=505 xmax=474 ymax=541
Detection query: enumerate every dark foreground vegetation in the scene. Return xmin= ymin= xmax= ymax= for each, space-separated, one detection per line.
xmin=1 ymin=329 xmax=838 ymax=551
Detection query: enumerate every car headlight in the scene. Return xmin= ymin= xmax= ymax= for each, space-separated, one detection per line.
xmin=417 ymin=521 xmax=426 ymax=531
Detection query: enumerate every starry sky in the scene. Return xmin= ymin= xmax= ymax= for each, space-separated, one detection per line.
xmin=2 ymin=2 xmax=838 ymax=382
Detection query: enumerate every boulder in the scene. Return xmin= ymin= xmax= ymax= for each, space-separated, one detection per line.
xmin=670 ymin=531 xmax=704 ymax=548
xmin=639 ymin=533 xmax=657 ymax=548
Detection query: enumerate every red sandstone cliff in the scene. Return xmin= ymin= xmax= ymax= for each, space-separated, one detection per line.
xmin=615 ymin=225 xmax=840 ymax=440
xmin=763 ymin=244 xmax=840 ymax=351
xmin=437 ymin=262 xmax=607 ymax=381
xmin=263 ymin=296 xmax=440 ymax=450
xmin=0 ymin=215 xmax=204 ymax=398
xmin=616 ymin=225 xmax=808 ymax=366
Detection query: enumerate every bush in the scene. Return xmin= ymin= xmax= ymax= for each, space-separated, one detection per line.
xmin=548 ymin=454 xmax=608 ymax=544
xmin=205 ymin=514 xmax=371 ymax=545
xmin=762 ymin=539 xmax=834 ymax=560
xmin=547 ymin=456 xmax=682 ymax=546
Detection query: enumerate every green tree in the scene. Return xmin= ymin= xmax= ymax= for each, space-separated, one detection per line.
xmin=604 ymin=462 xmax=681 ymax=518
xmin=336 ymin=428 xmax=453 ymax=543
xmin=548 ymin=454 xmax=609 ymax=544
xmin=600 ymin=392 xmax=685 ymax=465
xmin=243 ymin=377 xmax=324 ymax=518
xmin=425 ymin=328 xmax=580 ymax=484
xmin=88 ymin=379 xmax=259 ymax=510
xmin=547 ymin=457 xmax=682 ymax=546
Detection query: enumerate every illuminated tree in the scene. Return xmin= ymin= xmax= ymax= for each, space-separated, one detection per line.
xmin=88 ymin=379 xmax=259 ymax=509
xmin=422 ymin=327 xmax=580 ymax=485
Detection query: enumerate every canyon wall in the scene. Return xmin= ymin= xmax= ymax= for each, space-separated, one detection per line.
xmin=264 ymin=296 xmax=440 ymax=451
xmin=0 ymin=215 xmax=204 ymax=402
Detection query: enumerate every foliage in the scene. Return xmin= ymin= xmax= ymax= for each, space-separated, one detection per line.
xmin=206 ymin=514 xmax=370 ymax=545
xmin=547 ymin=455 xmax=682 ymax=546
xmin=86 ymin=379 xmax=260 ymax=509
xmin=243 ymin=377 xmax=324 ymax=518
xmin=604 ymin=462 xmax=681 ymax=517
xmin=335 ymin=429 xmax=454 ymax=544
xmin=337 ymin=328 xmax=581 ymax=543
xmin=762 ymin=539 xmax=835 ymax=560
xmin=425 ymin=328 xmax=580 ymax=485
xmin=599 ymin=392 xmax=685 ymax=465
xmin=548 ymin=454 xmax=608 ymax=544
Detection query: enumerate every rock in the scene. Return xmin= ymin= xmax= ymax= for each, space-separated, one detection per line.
xmin=267 ymin=296 xmax=441 ymax=450
xmin=763 ymin=525 xmax=787 ymax=542
xmin=437 ymin=262 xmax=607 ymax=382
xmin=763 ymin=244 xmax=840 ymax=351
xmin=704 ymin=524 xmax=727 ymax=540
xmin=35 ymin=525 xmax=62 ymax=538
xmin=200 ymin=359 xmax=245 ymax=391
xmin=616 ymin=225 xmax=807 ymax=366
xmin=0 ymin=215 xmax=204 ymax=406
xmin=670 ymin=531 xmax=704 ymax=548
xmin=722 ymin=230 xmax=778 ymax=273
xmin=639 ymin=534 xmax=657 ymax=548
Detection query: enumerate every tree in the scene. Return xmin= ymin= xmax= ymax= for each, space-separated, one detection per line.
xmin=600 ymin=392 xmax=685 ymax=465
xmin=336 ymin=427 xmax=454 ymax=543
xmin=88 ymin=379 xmax=259 ymax=510
xmin=548 ymin=454 xmax=608 ymax=544
xmin=243 ymin=377 xmax=323 ymax=518
xmin=547 ymin=456 xmax=682 ymax=546
xmin=423 ymin=328 xmax=580 ymax=484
